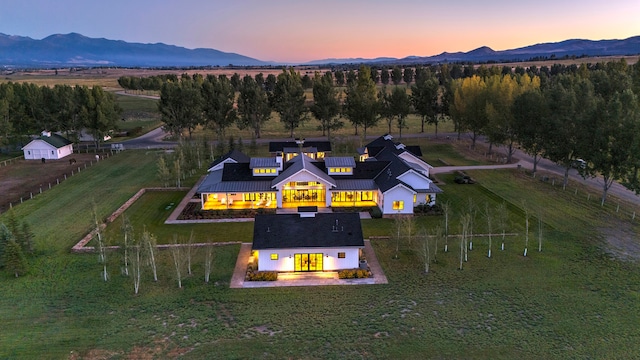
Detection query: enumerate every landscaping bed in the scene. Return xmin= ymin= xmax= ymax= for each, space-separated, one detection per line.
xmin=177 ymin=201 xmax=276 ymax=220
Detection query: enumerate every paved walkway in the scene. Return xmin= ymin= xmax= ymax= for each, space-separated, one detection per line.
xmin=229 ymin=240 xmax=388 ymax=288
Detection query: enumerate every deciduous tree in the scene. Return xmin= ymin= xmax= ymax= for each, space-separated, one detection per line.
xmin=310 ymin=72 xmax=342 ymax=139
xmin=201 ymin=75 xmax=237 ymax=144
xmin=343 ymin=65 xmax=379 ymax=138
xmin=272 ymin=69 xmax=307 ymax=137
xmin=237 ymin=75 xmax=271 ymax=139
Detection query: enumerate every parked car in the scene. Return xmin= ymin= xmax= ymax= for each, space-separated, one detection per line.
xmin=571 ymin=159 xmax=586 ymax=169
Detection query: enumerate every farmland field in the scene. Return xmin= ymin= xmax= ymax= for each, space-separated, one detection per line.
xmin=1 ymin=139 xmax=639 ymax=358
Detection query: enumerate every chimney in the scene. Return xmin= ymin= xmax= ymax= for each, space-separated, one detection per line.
xmin=275 ymin=151 xmax=283 ymax=170
xmin=41 ymin=130 xmax=51 ymax=137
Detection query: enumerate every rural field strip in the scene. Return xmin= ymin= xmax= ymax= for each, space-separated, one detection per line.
xmin=71 ymin=187 xmax=193 ymax=253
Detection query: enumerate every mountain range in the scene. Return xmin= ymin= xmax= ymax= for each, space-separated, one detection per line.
xmin=1 ymin=33 xmax=640 ymax=68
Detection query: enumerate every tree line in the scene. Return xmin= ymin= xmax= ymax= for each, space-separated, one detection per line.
xmin=0 ymin=82 xmax=121 ymax=148
xmin=152 ymin=59 xmax=640 ymax=205
xmin=449 ymin=60 xmax=640 ymax=204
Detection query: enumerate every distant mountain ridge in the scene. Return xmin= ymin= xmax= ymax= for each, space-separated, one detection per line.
xmin=0 ymin=32 xmax=271 ymax=67
xmin=1 ymin=33 xmax=639 ymax=68
xmin=305 ymin=36 xmax=640 ymax=65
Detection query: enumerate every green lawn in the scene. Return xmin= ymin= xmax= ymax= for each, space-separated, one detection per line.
xmin=1 ymin=146 xmax=640 ymax=359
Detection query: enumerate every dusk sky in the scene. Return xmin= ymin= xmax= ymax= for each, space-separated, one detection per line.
xmin=1 ymin=0 xmax=639 ymax=63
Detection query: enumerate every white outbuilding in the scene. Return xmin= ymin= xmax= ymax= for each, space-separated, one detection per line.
xmin=22 ymin=131 xmax=74 ymax=160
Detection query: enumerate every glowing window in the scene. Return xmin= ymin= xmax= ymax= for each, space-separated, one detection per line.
xmin=338 ymin=252 xmax=346 ymax=258
xmin=413 ymin=194 xmax=417 ymax=203
xmin=392 ymin=201 xmax=404 ymax=210
xmin=270 ymin=253 xmax=278 ymax=260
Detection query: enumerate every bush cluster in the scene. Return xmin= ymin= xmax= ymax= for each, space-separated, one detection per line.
xmin=178 ymin=203 xmax=276 ymax=220
xmin=369 ymin=207 xmax=383 ymax=219
xmin=338 ymin=269 xmax=372 ymax=279
xmin=246 ymin=271 xmax=278 ymax=281
xmin=414 ymin=203 xmax=442 ymax=216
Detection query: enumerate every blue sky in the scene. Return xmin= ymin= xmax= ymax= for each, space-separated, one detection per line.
xmin=1 ymin=0 xmax=639 ymax=62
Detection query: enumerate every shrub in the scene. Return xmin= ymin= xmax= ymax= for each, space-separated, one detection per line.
xmin=246 ymin=271 xmax=278 ymax=281
xmin=369 ymin=206 xmax=383 ymax=219
xmin=338 ymin=269 xmax=372 ymax=279
xmin=414 ymin=203 xmax=442 ymax=216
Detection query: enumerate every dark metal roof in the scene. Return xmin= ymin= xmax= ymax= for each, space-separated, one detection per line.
xmin=252 ymin=213 xmax=364 ymax=250
xmin=201 ymin=180 xmax=274 ymax=193
xmin=314 ymin=161 xmax=390 ymax=180
xmin=269 ymin=141 xmax=332 ymax=153
xmin=364 ymin=135 xmax=423 ymax=158
xmin=405 ymin=145 xmax=423 ymax=157
xmin=324 ymin=156 xmax=356 ymax=168
xmin=207 ymin=149 xmax=250 ymax=170
xmin=32 ymin=133 xmax=72 ymax=148
xmin=283 ymin=146 xmax=317 ymax=154
xmin=196 ymin=169 xmax=224 ymax=193
xmin=373 ymin=152 xmax=412 ymax=192
xmin=425 ymin=183 xmax=443 ymax=193
xmin=334 ymin=179 xmax=378 ymax=190
xmin=221 ymin=163 xmax=276 ymax=182
xmin=250 ymin=157 xmax=279 ymax=168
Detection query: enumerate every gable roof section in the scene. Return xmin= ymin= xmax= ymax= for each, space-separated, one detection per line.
xmin=207 ymin=149 xmax=250 ymax=171
xmin=269 ymin=141 xmax=332 ymax=153
xmin=252 ymin=213 xmax=364 ymax=249
xmin=42 ymin=133 xmax=72 ymax=148
xmin=373 ymin=152 xmax=413 ymax=192
xmin=271 ymin=154 xmax=336 ymax=188
xmin=364 ymin=134 xmax=424 ymax=160
xmin=24 ymin=133 xmax=72 ymax=149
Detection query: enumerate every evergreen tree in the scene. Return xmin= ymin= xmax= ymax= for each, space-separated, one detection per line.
xmin=3 ymin=239 xmax=28 ymax=277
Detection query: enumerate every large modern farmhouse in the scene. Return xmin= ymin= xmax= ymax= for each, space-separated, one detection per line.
xmin=196 ymin=134 xmax=441 ymax=215
xmin=252 ymin=212 xmax=364 ymax=272
xmin=22 ymin=131 xmax=74 ymax=160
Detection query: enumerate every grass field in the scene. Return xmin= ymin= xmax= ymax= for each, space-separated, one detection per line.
xmin=1 ymin=143 xmax=640 ymax=358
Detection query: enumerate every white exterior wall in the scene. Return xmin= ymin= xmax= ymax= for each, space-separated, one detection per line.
xmin=23 ymin=141 xmax=73 ymax=160
xmin=273 ymin=170 xmax=334 ymax=208
xmin=398 ymin=152 xmax=431 ymax=177
xmin=256 ymin=247 xmax=361 ymax=272
xmin=397 ymin=171 xmax=431 ymax=190
xmin=415 ymin=192 xmax=437 ymax=206
xmin=381 ymin=186 xmax=415 ymax=215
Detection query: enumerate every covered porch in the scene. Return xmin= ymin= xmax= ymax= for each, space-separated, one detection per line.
xmin=202 ymin=192 xmax=277 ymax=210
xmin=330 ymin=190 xmax=378 ymax=208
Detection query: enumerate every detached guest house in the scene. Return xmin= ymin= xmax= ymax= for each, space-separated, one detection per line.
xmin=252 ymin=212 xmax=364 ymax=272
xmin=196 ymin=135 xmax=441 ymax=215
xmin=22 ymin=131 xmax=73 ymax=160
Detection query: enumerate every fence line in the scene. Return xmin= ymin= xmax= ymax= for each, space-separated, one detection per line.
xmin=526 ymin=169 xmax=640 ymax=224
xmin=1 ymin=155 xmax=23 ymax=167
xmin=2 ymin=151 xmax=118 ymax=215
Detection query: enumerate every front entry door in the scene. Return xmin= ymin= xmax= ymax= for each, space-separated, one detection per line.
xmin=294 ymin=253 xmax=323 ymax=272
